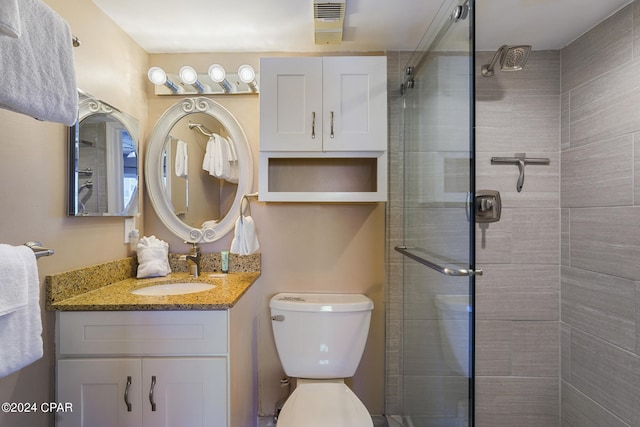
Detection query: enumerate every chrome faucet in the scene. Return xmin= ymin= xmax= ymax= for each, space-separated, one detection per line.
xmin=185 ymin=242 xmax=201 ymax=277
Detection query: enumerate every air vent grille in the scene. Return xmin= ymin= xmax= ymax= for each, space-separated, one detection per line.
xmin=314 ymin=2 xmax=345 ymax=21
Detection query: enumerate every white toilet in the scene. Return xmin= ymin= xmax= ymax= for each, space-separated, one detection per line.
xmin=270 ymin=292 xmax=374 ymax=427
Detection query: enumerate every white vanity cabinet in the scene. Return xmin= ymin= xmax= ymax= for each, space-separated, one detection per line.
xmin=259 ymin=56 xmax=388 ymax=202
xmin=55 ymin=290 xmax=258 ymax=427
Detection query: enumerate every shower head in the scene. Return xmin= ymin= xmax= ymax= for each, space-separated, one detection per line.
xmin=481 ymin=45 xmax=531 ymax=77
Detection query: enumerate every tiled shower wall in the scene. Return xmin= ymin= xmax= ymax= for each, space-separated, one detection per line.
xmin=560 ymin=3 xmax=640 ymax=426
xmin=474 ymin=50 xmax=561 ymax=426
xmin=386 ymin=2 xmax=640 ymax=425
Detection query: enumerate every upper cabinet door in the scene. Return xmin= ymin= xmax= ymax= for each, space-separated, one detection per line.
xmin=260 ymin=57 xmax=323 ymax=151
xmin=322 ymin=56 xmax=387 ymax=151
xmin=260 ymin=56 xmax=387 ymax=152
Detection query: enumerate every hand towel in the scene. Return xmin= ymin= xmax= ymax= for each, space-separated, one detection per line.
xmin=230 ymin=215 xmax=260 ymax=255
xmin=226 ymin=137 xmax=239 ymax=184
xmin=136 ymin=236 xmax=171 ymax=278
xmin=0 ymin=0 xmax=21 ymax=38
xmin=202 ymin=136 xmax=214 ymax=173
xmin=0 ymin=0 xmax=78 ymax=125
xmin=0 ymin=244 xmax=43 ymax=378
xmin=175 ymin=139 xmax=188 ymax=178
xmin=0 ymin=244 xmax=29 ymax=315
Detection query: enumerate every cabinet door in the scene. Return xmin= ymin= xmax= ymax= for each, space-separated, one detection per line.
xmin=142 ymin=358 xmax=228 ymax=427
xmin=260 ymin=57 xmax=323 ymax=151
xmin=322 ymin=56 xmax=388 ymax=151
xmin=56 ymin=359 xmax=143 ymax=427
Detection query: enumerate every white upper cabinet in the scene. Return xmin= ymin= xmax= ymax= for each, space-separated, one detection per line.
xmin=258 ymin=56 xmax=388 ymax=202
xmin=260 ymin=56 xmax=387 ymax=152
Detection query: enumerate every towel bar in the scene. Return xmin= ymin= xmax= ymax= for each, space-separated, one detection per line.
xmin=24 ymin=241 xmax=54 ymax=258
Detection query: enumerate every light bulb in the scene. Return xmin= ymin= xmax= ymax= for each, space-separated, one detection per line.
xmin=208 ymin=64 xmax=226 ymax=83
xmin=178 ymin=66 xmax=198 ymax=85
xmin=238 ymin=65 xmax=255 ymax=83
xmin=147 ymin=67 xmax=167 ymax=85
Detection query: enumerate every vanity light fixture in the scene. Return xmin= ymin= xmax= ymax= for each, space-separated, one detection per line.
xmin=178 ymin=66 xmax=210 ymax=93
xmin=238 ymin=64 xmax=259 ymax=92
xmin=147 ymin=66 xmax=182 ymax=93
xmin=208 ymin=64 xmax=235 ymax=94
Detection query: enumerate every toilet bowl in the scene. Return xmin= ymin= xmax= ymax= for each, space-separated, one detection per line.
xmin=270 ymin=292 xmax=374 ymax=427
xmin=434 ymin=294 xmax=471 ymax=377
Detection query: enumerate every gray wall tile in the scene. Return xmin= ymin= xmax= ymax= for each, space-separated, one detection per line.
xmin=561 ymin=135 xmax=633 ymax=207
xmin=475 ymin=377 xmax=559 ymax=427
xmin=570 ymin=207 xmax=640 ymax=280
xmin=561 ymin=382 xmax=630 ymax=427
xmin=475 ymin=264 xmax=559 ymax=321
xmin=562 ymin=266 xmax=636 ymax=352
xmin=561 ymin=5 xmax=633 ymax=94
xmin=569 ymin=329 xmax=640 ymax=425
xmin=511 ymin=321 xmax=559 ymax=377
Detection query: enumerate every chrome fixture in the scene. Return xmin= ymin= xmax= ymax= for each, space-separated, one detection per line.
xmin=147 ymin=66 xmax=182 ymax=93
xmin=491 ymin=154 xmax=550 ymax=192
xmin=24 ymin=241 xmax=54 ymax=258
xmin=183 ymin=242 xmax=201 ymax=277
xmin=179 ymin=66 xmax=210 ymax=93
xmin=475 ymin=190 xmax=501 ymax=223
xmin=147 ymin=64 xmax=259 ymax=96
xmin=481 ymin=45 xmax=531 ymax=77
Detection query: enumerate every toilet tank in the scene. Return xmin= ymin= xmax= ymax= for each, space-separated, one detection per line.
xmin=270 ymin=293 xmax=373 ymax=379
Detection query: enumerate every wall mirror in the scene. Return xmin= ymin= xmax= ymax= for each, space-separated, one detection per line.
xmin=146 ymin=97 xmax=253 ymax=243
xmin=67 ymin=91 xmax=140 ymax=216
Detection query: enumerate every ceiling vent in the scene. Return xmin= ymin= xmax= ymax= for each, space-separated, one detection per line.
xmin=313 ymin=0 xmax=346 ymax=45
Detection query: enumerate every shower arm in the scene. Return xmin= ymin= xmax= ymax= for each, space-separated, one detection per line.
xmin=481 ymin=45 xmax=507 ymax=77
xmin=491 ymin=155 xmax=550 ymax=192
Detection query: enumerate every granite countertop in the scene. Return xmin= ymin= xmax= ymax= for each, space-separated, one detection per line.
xmin=46 ymin=255 xmax=260 ymax=311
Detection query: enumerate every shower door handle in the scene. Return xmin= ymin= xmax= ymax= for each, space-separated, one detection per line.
xmin=394 ymin=246 xmax=482 ymax=276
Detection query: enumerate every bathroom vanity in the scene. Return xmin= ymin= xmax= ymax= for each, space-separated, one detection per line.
xmin=48 ymin=257 xmax=260 ymax=427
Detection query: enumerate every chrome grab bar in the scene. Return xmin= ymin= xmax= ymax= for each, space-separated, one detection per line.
xmin=394 ymin=246 xmax=482 ymax=277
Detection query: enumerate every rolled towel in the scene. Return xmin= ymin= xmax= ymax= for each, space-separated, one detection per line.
xmin=136 ymin=236 xmax=171 ymax=278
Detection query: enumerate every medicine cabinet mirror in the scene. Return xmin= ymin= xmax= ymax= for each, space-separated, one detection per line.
xmin=67 ymin=91 xmax=139 ymax=216
xmin=145 ymin=97 xmax=253 ymax=243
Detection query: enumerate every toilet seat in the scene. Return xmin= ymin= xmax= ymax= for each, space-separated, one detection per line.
xmin=276 ymin=379 xmax=373 ymax=427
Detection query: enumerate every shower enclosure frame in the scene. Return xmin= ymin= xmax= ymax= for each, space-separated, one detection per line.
xmin=391 ymin=0 xmax=477 ymax=425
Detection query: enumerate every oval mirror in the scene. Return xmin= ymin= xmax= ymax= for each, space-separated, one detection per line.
xmin=146 ymin=97 xmax=253 ymax=243
xmin=68 ymin=91 xmax=139 ymax=216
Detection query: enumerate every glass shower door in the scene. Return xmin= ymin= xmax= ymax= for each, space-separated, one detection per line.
xmin=395 ymin=0 xmax=477 ymax=426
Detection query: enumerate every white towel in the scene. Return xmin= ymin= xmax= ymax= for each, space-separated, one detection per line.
xmin=0 ymin=0 xmax=21 ymax=38
xmin=0 ymin=244 xmax=29 ymax=315
xmin=136 ymin=236 xmax=171 ymax=278
xmin=0 ymin=0 xmax=78 ymax=125
xmin=0 ymin=244 xmax=43 ymax=378
xmin=175 ymin=140 xmax=188 ymax=178
xmin=230 ymin=215 xmax=260 ymax=256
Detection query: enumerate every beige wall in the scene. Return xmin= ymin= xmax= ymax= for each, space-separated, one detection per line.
xmin=145 ymin=53 xmax=386 ymax=416
xmin=0 ymin=1 xmax=148 ymax=426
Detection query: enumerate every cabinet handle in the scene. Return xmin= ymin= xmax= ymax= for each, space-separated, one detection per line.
xmin=149 ymin=375 xmax=157 ymax=412
xmin=124 ymin=376 xmax=132 ymax=412
xmin=330 ymin=111 xmax=334 ymax=138
xmin=311 ymin=112 xmax=316 ymax=139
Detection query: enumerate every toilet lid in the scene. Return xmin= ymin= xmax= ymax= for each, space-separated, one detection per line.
xmin=277 ymin=380 xmax=373 ymax=427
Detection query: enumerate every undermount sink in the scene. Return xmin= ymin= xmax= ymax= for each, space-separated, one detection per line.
xmin=131 ymin=282 xmax=216 ymax=296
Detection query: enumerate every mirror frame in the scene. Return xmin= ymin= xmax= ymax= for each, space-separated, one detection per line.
xmin=67 ymin=92 xmax=140 ymax=216
xmin=145 ymin=97 xmax=254 ymax=243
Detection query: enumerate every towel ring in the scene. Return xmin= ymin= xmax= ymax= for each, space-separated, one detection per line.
xmin=240 ymin=193 xmax=259 ymax=223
